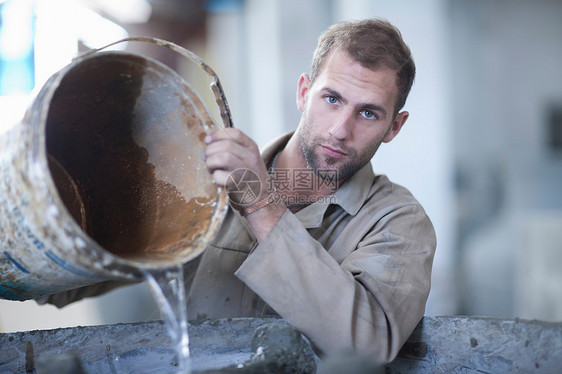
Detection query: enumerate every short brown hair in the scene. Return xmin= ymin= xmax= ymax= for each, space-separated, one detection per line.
xmin=310 ymin=18 xmax=415 ymax=113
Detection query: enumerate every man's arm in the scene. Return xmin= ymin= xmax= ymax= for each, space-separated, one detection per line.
xmin=236 ymin=201 xmax=435 ymax=363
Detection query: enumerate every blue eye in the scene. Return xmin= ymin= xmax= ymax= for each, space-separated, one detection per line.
xmin=361 ymin=110 xmax=376 ymax=120
xmin=326 ymin=96 xmax=338 ymax=105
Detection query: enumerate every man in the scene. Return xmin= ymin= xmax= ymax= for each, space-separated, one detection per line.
xmin=42 ymin=18 xmax=435 ymax=364
xmin=189 ymin=18 xmax=436 ymax=363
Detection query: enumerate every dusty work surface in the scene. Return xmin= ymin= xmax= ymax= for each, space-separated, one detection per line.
xmin=0 ymin=316 xmax=561 ymax=373
xmin=388 ymin=316 xmax=561 ymax=373
xmin=0 ymin=317 xmax=288 ymax=373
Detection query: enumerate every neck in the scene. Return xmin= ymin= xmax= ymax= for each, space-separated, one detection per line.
xmin=276 ymin=131 xmax=305 ymax=171
xmin=271 ymin=133 xmax=340 ymax=207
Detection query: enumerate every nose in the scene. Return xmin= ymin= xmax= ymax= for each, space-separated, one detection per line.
xmin=328 ymin=110 xmax=353 ymax=140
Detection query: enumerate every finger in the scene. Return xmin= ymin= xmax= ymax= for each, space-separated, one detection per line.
xmin=210 ymin=169 xmax=232 ymax=187
xmin=205 ymin=151 xmax=245 ymax=174
xmin=204 ymin=138 xmax=251 ymax=162
xmin=204 ymin=141 xmax=255 ymax=176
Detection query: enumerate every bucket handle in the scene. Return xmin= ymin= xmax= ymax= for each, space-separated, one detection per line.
xmin=74 ymin=36 xmax=234 ymax=129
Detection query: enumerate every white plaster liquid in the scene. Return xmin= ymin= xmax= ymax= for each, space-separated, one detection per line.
xmin=145 ymin=266 xmax=191 ymax=373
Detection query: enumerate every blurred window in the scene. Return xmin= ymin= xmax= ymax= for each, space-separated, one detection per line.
xmin=0 ymin=0 xmax=35 ymax=95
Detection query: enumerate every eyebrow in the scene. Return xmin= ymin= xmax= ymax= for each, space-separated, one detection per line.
xmin=323 ymin=88 xmax=387 ymax=118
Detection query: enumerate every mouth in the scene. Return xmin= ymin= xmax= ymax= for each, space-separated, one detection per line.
xmin=320 ymin=144 xmax=348 ymax=158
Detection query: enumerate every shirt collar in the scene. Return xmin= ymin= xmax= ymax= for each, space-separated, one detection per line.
xmin=334 ymin=162 xmax=376 ymax=214
xmin=261 ymin=131 xmax=376 ymax=227
xmin=260 ymin=131 xmax=294 ymax=163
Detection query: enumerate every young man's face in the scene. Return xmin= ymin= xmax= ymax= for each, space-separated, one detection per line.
xmin=296 ymin=50 xmax=409 ymax=182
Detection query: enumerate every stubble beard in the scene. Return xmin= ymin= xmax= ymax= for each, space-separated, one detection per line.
xmin=298 ymin=117 xmax=378 ymax=183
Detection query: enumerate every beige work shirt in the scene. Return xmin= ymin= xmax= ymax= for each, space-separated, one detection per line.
xmin=184 ymin=133 xmax=436 ymax=363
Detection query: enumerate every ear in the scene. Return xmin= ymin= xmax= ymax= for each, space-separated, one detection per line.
xmin=296 ymin=73 xmax=311 ymax=112
xmin=383 ymin=111 xmax=409 ymax=143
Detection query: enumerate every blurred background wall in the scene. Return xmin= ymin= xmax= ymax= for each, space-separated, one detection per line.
xmin=0 ymin=0 xmax=561 ymax=332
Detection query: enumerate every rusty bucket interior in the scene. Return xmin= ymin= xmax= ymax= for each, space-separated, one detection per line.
xmin=44 ymin=51 xmax=226 ymax=265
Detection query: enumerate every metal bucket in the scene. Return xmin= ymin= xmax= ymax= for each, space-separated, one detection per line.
xmin=0 ymin=38 xmax=230 ymax=301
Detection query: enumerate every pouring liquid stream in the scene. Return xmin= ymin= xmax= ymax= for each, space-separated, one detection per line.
xmin=144 ymin=266 xmax=191 ymax=373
